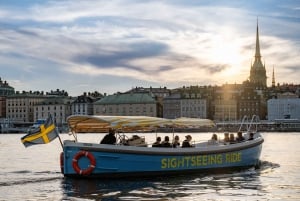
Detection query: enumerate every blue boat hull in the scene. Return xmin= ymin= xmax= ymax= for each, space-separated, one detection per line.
xmin=62 ymin=137 xmax=263 ymax=178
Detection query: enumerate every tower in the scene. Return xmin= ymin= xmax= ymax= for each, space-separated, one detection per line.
xmin=249 ymin=21 xmax=267 ymax=87
xmin=272 ymin=66 xmax=275 ymax=87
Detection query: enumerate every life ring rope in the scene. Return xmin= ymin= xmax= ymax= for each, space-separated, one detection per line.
xmin=72 ymin=151 xmax=96 ymax=175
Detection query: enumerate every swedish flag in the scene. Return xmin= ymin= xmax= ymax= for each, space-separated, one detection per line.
xmin=21 ymin=115 xmax=59 ymax=147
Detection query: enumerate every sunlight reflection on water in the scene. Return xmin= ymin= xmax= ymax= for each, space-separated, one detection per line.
xmin=0 ymin=132 xmax=299 ymax=200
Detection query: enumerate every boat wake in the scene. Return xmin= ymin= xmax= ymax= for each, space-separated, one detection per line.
xmin=255 ymin=160 xmax=280 ymax=174
xmin=0 ymin=171 xmax=62 ymax=187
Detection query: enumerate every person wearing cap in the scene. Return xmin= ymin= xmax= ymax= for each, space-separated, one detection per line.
xmin=182 ymin=135 xmax=194 ymax=148
xmin=100 ymin=128 xmax=116 ymax=144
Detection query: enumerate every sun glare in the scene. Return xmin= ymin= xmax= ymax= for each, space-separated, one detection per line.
xmin=209 ymin=31 xmax=246 ymax=82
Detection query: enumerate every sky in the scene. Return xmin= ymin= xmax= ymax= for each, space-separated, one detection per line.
xmin=0 ymin=0 xmax=299 ymax=96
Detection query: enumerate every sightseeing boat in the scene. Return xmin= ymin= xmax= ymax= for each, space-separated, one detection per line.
xmin=59 ymin=115 xmax=264 ymax=178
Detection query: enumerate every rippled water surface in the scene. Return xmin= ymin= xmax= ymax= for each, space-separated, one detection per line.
xmin=0 ymin=132 xmax=299 ymax=200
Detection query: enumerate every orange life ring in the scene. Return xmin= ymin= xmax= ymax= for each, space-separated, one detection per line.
xmin=72 ymin=151 xmax=96 ymax=175
xmin=60 ymin=152 xmax=64 ymax=174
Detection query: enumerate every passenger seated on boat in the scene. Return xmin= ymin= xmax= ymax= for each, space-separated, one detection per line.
xmin=129 ymin=135 xmax=141 ymax=141
xmin=152 ymin=137 xmax=162 ymax=147
xmin=182 ymin=135 xmax=194 ymax=148
xmin=223 ymin=133 xmax=230 ymax=144
xmin=236 ymin=131 xmax=245 ymax=142
xmin=248 ymin=133 xmax=254 ymax=140
xmin=100 ymin=128 xmax=116 ymax=145
xmin=172 ymin=135 xmax=180 ymax=148
xmin=161 ymin=136 xmax=172 ymax=147
xmin=125 ymin=135 xmax=146 ymax=146
xmin=212 ymin=134 xmax=218 ymax=141
xmin=229 ymin=133 xmax=236 ymax=144
xmin=208 ymin=133 xmax=218 ymax=145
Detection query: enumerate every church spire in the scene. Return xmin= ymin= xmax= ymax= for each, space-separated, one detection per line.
xmin=255 ymin=19 xmax=261 ymax=59
xmin=249 ymin=19 xmax=267 ymax=87
xmin=272 ymin=66 xmax=275 ymax=87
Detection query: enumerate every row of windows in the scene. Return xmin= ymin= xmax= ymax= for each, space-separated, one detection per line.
xmin=7 ymin=101 xmax=39 ymax=106
xmin=8 ymin=109 xmax=26 ymax=112
xmin=36 ymin=112 xmax=63 ymax=117
xmin=181 ymin=107 xmax=205 ymax=111
xmin=8 ymin=109 xmax=32 ymax=112
xmin=102 ymin=107 xmax=154 ymax=113
xmin=103 ymin=111 xmax=155 ymax=116
xmin=73 ymin=108 xmax=86 ymax=112
xmin=100 ymin=106 xmax=154 ymax=113
xmin=181 ymin=100 xmax=205 ymax=105
xmin=215 ymin=108 xmax=237 ymax=113
xmin=240 ymin=102 xmax=259 ymax=106
xmin=36 ymin=106 xmax=64 ymax=110
xmin=7 ymin=114 xmax=26 ymax=118
xmin=8 ymin=103 xmax=26 ymax=106
xmin=241 ymin=96 xmax=257 ymax=99
xmin=181 ymin=111 xmax=206 ymax=115
xmin=240 ymin=108 xmax=259 ymax=112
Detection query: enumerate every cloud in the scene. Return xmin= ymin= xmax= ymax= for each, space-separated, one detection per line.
xmin=0 ymin=0 xmax=299 ymax=95
xmin=74 ymin=41 xmax=169 ymax=71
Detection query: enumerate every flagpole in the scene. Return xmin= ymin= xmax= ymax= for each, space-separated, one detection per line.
xmin=49 ymin=114 xmax=64 ymax=149
xmin=56 ymin=128 xmax=64 ymax=149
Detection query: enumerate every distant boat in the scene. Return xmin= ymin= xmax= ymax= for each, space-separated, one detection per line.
xmin=59 ymin=115 xmax=263 ymax=178
xmin=27 ymin=119 xmax=46 ymax=133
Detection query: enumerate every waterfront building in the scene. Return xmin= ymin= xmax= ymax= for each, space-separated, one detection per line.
xmin=0 ymin=78 xmax=15 ymax=96
xmin=235 ymin=21 xmax=269 ymax=120
xmin=267 ymin=94 xmax=300 ymax=120
xmin=163 ymin=93 xmax=181 ymax=119
xmin=0 ymin=97 xmax=6 ymax=118
xmin=0 ymin=78 xmax=15 ymax=118
xmin=126 ymin=86 xmax=170 ymax=99
xmin=46 ymin=89 xmax=68 ymax=96
xmin=163 ymin=93 xmax=207 ymax=119
xmin=6 ymin=91 xmax=48 ymax=123
xmin=249 ymin=21 xmax=267 ymax=87
xmin=163 ymin=86 xmax=210 ymax=119
xmin=213 ymin=84 xmax=240 ymax=121
xmin=238 ymin=81 xmax=267 ymax=120
xmin=94 ymin=92 xmax=157 ymax=117
xmin=71 ymin=93 xmax=100 ymax=115
xmin=181 ymin=97 xmax=207 ymax=119
xmin=126 ymin=87 xmax=171 ymax=117
xmin=34 ymin=96 xmax=73 ymax=126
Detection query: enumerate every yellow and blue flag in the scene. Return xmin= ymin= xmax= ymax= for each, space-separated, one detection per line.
xmin=21 ymin=115 xmax=59 ymax=147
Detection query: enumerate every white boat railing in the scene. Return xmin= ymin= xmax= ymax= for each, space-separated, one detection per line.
xmin=238 ymin=115 xmax=260 ymax=133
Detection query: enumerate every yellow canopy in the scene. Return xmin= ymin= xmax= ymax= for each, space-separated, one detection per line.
xmin=67 ymin=115 xmax=171 ymax=132
xmin=172 ymin=117 xmax=215 ymax=128
xmin=67 ymin=115 xmax=215 ymax=133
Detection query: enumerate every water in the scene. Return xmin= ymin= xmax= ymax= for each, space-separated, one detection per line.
xmin=0 ymin=132 xmax=299 ymax=201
